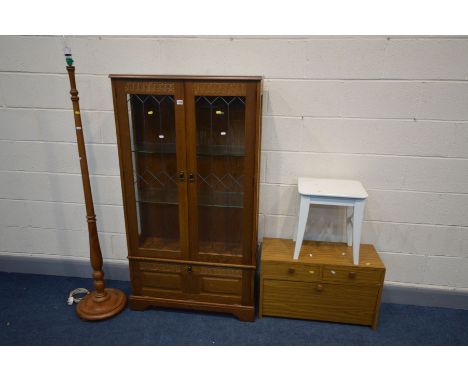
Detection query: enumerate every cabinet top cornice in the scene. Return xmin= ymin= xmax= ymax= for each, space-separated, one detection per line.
xmin=109 ymin=74 xmax=263 ymax=81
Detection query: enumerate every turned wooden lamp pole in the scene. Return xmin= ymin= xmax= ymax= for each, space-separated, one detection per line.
xmin=65 ymin=48 xmax=127 ymax=320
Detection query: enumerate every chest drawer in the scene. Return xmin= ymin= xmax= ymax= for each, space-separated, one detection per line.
xmin=262 ymin=279 xmax=379 ymax=326
xmin=262 ymin=262 xmax=320 ymax=282
xmin=322 ymin=266 xmax=383 ymax=285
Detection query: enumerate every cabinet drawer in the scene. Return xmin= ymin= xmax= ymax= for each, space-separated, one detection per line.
xmin=262 ymin=262 xmax=320 ymax=282
xmin=262 ymin=279 xmax=379 ymax=326
xmin=322 ymin=266 xmax=382 ymax=285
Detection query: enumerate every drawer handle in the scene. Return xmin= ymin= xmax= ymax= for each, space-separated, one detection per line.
xmin=288 ymin=267 xmax=295 ymax=274
xmin=309 ymin=270 xmax=315 ymax=275
xmin=186 ymin=265 xmax=192 ymax=273
xmin=330 ymin=270 xmax=336 ymax=275
xmin=348 ymin=271 xmax=356 ymax=279
xmin=316 ymin=284 xmax=323 ymax=292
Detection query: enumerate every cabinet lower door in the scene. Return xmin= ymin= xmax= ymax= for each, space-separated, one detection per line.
xmin=185 ymin=81 xmax=259 ymax=265
xmin=113 ymin=80 xmax=189 ymax=260
xmin=133 ymin=260 xmax=252 ymax=305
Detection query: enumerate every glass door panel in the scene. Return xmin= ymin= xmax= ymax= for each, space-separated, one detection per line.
xmin=194 ymin=95 xmax=246 ymax=256
xmin=127 ymin=93 xmax=181 ymax=251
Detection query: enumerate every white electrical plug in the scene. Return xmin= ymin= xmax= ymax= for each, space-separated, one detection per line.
xmin=67 ymin=288 xmax=90 ymax=305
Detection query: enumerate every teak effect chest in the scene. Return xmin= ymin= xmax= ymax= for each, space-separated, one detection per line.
xmin=259 ymin=238 xmax=386 ymax=329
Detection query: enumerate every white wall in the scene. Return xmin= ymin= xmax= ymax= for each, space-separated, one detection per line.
xmin=1 ymin=36 xmax=467 ymax=293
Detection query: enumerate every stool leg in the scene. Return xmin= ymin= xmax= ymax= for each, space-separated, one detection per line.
xmin=292 ymin=192 xmax=301 ymax=242
xmin=293 ymin=195 xmax=309 ymax=260
xmin=352 ymin=199 xmax=366 ymax=265
xmin=346 ymin=206 xmax=353 ymax=247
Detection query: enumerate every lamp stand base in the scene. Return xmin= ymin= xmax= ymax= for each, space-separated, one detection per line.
xmin=76 ymin=288 xmax=127 ymax=321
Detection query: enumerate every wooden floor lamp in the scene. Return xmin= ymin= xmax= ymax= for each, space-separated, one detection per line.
xmin=64 ymin=48 xmax=127 ymax=320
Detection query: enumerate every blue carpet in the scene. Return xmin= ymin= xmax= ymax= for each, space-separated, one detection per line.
xmin=0 ymin=272 xmax=467 ymax=345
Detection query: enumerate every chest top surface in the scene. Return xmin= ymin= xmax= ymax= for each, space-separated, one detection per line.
xmin=261 ymin=238 xmax=384 ymax=269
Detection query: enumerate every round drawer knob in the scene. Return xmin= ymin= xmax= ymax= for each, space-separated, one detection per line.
xmin=348 ymin=271 xmax=356 ymax=279
xmin=309 ymin=270 xmax=315 ymax=275
xmin=186 ymin=265 xmax=192 ymax=273
xmin=316 ymin=284 xmax=323 ymax=292
xmin=288 ymin=267 xmax=295 ymax=274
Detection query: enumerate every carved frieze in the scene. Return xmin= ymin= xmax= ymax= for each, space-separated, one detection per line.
xmin=125 ymin=81 xmax=175 ymax=94
xmin=193 ymin=266 xmax=243 ymax=277
xmin=193 ymin=82 xmax=246 ymax=96
xmin=140 ymin=262 xmax=181 ymax=273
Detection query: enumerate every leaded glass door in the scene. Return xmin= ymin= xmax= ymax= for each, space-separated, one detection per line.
xmin=113 ymin=80 xmax=189 ymax=260
xmin=185 ymin=81 xmax=258 ymax=265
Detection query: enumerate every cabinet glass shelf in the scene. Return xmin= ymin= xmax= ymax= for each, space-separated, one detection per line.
xmin=132 ymin=143 xmax=176 ymax=155
xmin=139 ymin=236 xmax=242 ymax=255
xmin=136 ymin=188 xmax=243 ymax=209
xmin=197 ymin=145 xmax=244 ymax=157
xmin=132 ymin=143 xmax=244 ymax=157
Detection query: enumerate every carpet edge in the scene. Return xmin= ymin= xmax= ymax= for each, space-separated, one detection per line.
xmin=1 ymin=253 xmax=467 ymax=310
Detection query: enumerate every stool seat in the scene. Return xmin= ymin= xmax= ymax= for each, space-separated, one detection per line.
xmin=298 ymin=177 xmax=368 ymax=199
xmin=293 ymin=177 xmax=368 ymax=265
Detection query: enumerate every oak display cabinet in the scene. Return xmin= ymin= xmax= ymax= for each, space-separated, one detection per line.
xmin=111 ymin=75 xmax=262 ymax=321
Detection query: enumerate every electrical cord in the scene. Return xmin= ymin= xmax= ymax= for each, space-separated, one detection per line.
xmin=67 ymin=288 xmax=90 ymax=305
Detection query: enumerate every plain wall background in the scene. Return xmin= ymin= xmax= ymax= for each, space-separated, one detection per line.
xmin=1 ymin=36 xmax=467 ymax=294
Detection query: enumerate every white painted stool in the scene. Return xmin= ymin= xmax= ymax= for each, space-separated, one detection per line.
xmin=293 ymin=177 xmax=368 ymax=265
